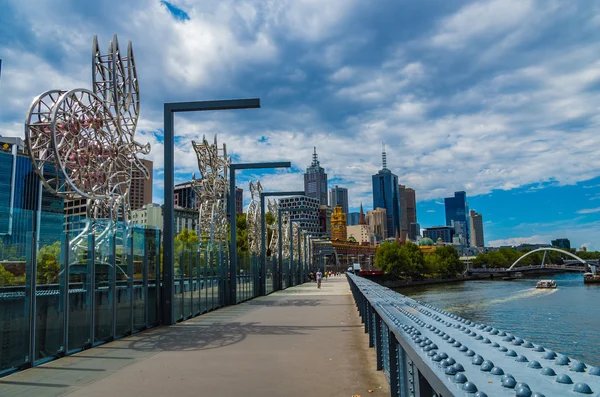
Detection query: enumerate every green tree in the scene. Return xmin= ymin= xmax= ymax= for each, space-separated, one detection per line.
xmin=37 ymin=241 xmax=61 ymax=284
xmin=436 ymin=245 xmax=463 ymax=276
xmin=423 ymin=253 xmax=442 ymax=275
xmin=0 ymin=264 xmax=15 ymax=286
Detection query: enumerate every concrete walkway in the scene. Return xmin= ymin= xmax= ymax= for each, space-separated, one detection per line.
xmin=0 ymin=277 xmax=389 ymax=397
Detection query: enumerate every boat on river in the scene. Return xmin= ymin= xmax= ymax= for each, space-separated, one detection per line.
xmin=536 ymin=279 xmax=557 ymax=289
xmin=583 ymin=273 xmax=600 ymax=284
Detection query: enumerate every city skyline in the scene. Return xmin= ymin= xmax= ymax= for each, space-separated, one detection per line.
xmin=2 ymin=1 xmax=600 ymax=249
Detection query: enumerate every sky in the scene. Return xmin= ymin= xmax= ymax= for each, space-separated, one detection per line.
xmin=2 ymin=0 xmax=600 ymax=249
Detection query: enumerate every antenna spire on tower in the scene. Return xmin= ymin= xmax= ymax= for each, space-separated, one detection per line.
xmin=312 ymin=146 xmax=319 ymax=166
xmin=382 ymin=142 xmax=387 ymax=169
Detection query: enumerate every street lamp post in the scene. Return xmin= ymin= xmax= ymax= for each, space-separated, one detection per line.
xmin=163 ymin=98 xmax=260 ymax=324
xmin=260 ymin=191 xmax=304 ymax=296
xmin=229 ymin=162 xmax=291 ymax=305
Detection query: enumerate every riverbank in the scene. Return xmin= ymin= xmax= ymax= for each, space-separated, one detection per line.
xmin=361 ymin=274 xmax=488 ymax=289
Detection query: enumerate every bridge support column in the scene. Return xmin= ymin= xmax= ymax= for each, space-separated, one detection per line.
xmin=365 ymin=302 xmax=370 ymax=334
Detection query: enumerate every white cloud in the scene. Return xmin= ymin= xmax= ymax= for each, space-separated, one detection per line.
xmin=576 ymin=207 xmax=600 ymax=215
xmin=488 ymin=235 xmax=550 ymax=247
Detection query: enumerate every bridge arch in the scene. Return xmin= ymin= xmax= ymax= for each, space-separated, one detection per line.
xmin=508 ymin=247 xmax=587 ymax=270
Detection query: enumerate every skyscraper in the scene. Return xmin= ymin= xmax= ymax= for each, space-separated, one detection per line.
xmin=235 ymin=187 xmax=243 ymax=214
xmin=405 ymin=188 xmax=417 ymax=225
xmin=445 ymin=191 xmax=469 ymax=244
xmin=130 ymin=158 xmax=153 ymax=211
xmin=372 ymin=145 xmax=401 ymax=238
xmin=329 ymin=185 xmax=348 ymax=215
xmin=399 ymin=184 xmax=408 ymax=238
xmin=469 ymin=210 xmax=484 ymax=247
xmin=304 ymin=147 xmax=328 ymax=205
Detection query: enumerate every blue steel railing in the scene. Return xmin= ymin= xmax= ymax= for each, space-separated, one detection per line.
xmin=347 ymin=273 xmax=600 ymax=397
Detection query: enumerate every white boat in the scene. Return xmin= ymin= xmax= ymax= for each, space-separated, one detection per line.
xmin=536 ymin=279 xmax=557 ymax=289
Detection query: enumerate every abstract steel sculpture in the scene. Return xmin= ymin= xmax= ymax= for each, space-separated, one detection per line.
xmin=267 ymin=198 xmax=279 ymax=257
xmin=24 ymin=34 xmax=150 ymax=223
xmin=281 ymin=212 xmax=290 ymax=259
xmin=246 ymin=181 xmax=262 ymax=254
xmin=191 ymin=135 xmax=230 ymax=243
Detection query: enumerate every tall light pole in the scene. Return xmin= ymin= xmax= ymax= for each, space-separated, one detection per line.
xmin=164 ymin=98 xmax=260 ymax=324
xmin=229 ymin=162 xmax=291 ymax=305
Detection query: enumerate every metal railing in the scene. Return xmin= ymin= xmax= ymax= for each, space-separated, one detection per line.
xmin=347 ymin=273 xmax=600 ymax=397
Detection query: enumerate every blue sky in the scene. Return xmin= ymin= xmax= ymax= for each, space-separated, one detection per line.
xmin=2 ymin=0 xmax=600 ymax=249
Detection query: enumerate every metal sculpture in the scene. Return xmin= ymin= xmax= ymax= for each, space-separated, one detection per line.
xmin=281 ymin=212 xmax=290 ymax=259
xmin=25 ymin=34 xmax=150 ymax=217
xmin=267 ymin=198 xmax=279 ymax=257
xmin=191 ymin=135 xmax=230 ymax=243
xmin=246 ymin=181 xmax=262 ymax=254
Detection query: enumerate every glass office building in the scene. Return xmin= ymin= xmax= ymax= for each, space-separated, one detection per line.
xmin=444 ymin=191 xmax=469 ymax=245
xmin=372 ymin=150 xmax=401 ymax=238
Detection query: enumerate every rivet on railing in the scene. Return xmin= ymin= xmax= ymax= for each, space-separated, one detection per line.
xmin=572 ymin=382 xmax=593 ymax=394
xmin=541 ymin=367 xmax=556 ymax=376
xmin=556 ymin=373 xmax=573 ymax=384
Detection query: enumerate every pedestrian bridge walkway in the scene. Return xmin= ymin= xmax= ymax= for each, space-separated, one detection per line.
xmin=0 ymin=277 xmax=388 ymax=397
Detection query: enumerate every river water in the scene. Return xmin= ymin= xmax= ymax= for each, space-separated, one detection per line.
xmin=398 ymin=273 xmax=600 ymax=366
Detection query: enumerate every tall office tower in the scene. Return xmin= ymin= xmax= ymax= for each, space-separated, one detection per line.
xmin=347 ymin=212 xmax=360 ymax=226
xmin=405 ymin=188 xmax=417 ymax=225
xmin=174 ymin=181 xmax=201 ymax=209
xmin=130 ymin=158 xmax=153 ymax=211
xmin=409 ymin=222 xmax=420 ymax=241
xmin=278 ymin=196 xmax=321 ymax=233
xmin=329 ymin=185 xmax=348 ymax=215
xmin=469 ymin=210 xmax=485 ymax=247
xmin=235 ymin=187 xmax=243 ymax=214
xmin=398 ymin=184 xmax=408 ymax=238
xmin=367 ymin=207 xmax=388 ymax=241
xmin=372 ymin=145 xmax=401 ymax=238
xmin=304 ymin=147 xmax=328 ymax=205
xmin=331 ymin=206 xmax=347 ymax=241
xmin=445 ymin=191 xmax=469 ymax=245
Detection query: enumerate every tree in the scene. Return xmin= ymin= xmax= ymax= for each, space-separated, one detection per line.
xmin=436 ymin=245 xmax=463 ymax=276
xmin=37 ymin=241 xmax=61 ymax=284
xmin=0 ymin=264 xmax=15 ymax=286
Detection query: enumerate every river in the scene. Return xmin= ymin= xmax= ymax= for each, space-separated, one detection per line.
xmin=398 ymin=273 xmax=600 ymax=367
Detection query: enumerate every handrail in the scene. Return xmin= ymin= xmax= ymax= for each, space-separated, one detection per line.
xmin=347 ymin=273 xmax=600 ymax=397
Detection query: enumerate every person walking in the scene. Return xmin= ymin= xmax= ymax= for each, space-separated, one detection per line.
xmin=316 ymin=269 xmax=323 ymax=289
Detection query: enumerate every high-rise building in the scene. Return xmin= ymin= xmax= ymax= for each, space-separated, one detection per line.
xmin=469 ymin=210 xmax=484 ymax=248
xmin=129 ymin=158 xmax=153 ymax=210
xmin=236 ymin=187 xmax=243 ymax=214
xmin=304 ymin=147 xmax=328 ymax=205
xmin=367 ymin=207 xmax=387 ymax=241
xmin=347 ymin=212 xmax=360 ymax=226
xmin=423 ymin=226 xmax=454 ymax=243
xmin=174 ymin=181 xmax=200 ymax=209
xmin=0 ymin=143 xmax=64 ymax=258
xmin=329 ymin=185 xmax=348 ymax=215
xmin=551 ymin=238 xmax=570 ymax=250
xmin=319 ymin=204 xmax=333 ymax=236
xmin=398 ymin=184 xmax=409 ymax=238
xmin=279 ymin=196 xmax=320 ymax=233
xmin=331 ymin=206 xmax=347 ymax=241
xmin=410 ymin=222 xmax=421 ymax=241
xmin=406 ymin=188 xmax=417 ymax=225
xmin=372 ymin=146 xmax=401 ymax=238
xmin=445 ymin=191 xmax=469 ymax=245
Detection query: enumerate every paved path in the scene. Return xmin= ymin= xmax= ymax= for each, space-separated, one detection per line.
xmin=0 ymin=277 xmax=389 ymax=397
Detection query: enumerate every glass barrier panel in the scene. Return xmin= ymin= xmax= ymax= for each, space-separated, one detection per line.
xmin=34 ymin=209 xmax=65 ymax=364
xmin=0 ymin=206 xmax=32 ymax=373
xmin=146 ymin=228 xmax=160 ymax=327
xmin=94 ymin=220 xmax=114 ymax=343
xmin=132 ymin=226 xmax=146 ymax=332
xmin=67 ymin=215 xmax=92 ymax=352
xmin=115 ymin=223 xmax=132 ymax=337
